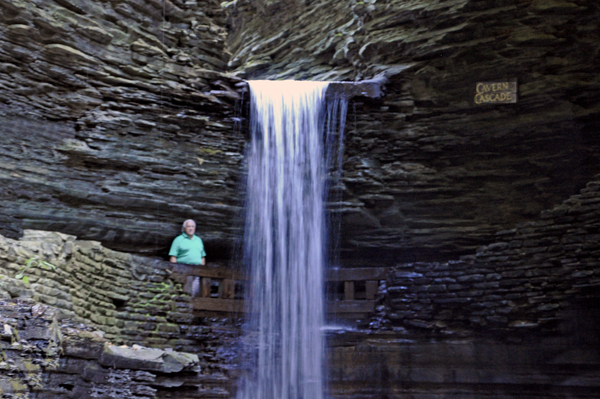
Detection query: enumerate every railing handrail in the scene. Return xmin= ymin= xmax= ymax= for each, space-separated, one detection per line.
xmin=167 ymin=262 xmax=387 ymax=316
xmin=169 ymin=263 xmax=388 ymax=282
xmin=169 ymin=262 xmax=245 ymax=281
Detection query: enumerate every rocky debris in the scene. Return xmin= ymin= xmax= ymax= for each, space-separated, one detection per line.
xmin=376 ymin=175 xmax=600 ymax=336
xmin=100 ymin=343 xmax=199 ymax=373
xmin=0 ymin=298 xmax=233 ymax=398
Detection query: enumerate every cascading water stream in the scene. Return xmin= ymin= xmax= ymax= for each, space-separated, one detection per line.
xmin=237 ymin=80 xmax=347 ymax=399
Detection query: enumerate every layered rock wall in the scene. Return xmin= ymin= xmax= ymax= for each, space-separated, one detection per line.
xmin=2 ymin=0 xmax=600 ymax=261
xmin=0 ymin=230 xmax=237 ymax=356
xmin=375 ymin=175 xmax=600 ymax=335
xmin=0 ymin=0 xmax=244 ymax=257
xmin=1 ymin=299 xmax=233 ymax=398
xmin=227 ymin=0 xmax=600 ymax=260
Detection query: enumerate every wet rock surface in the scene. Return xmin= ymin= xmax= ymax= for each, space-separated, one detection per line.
xmin=326 ymin=331 xmax=600 ymax=399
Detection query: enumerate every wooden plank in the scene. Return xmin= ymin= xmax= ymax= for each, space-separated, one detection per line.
xmin=192 ymin=298 xmax=375 ymax=314
xmin=193 ymin=310 xmax=240 ymax=318
xmin=327 ymin=268 xmax=388 ymax=282
xmin=201 ymin=277 xmax=211 ymax=298
xmin=327 ymin=300 xmax=375 ymax=314
xmin=182 ymin=276 xmax=194 ymax=295
xmin=192 ymin=297 xmax=245 ymax=313
xmin=365 ymin=280 xmax=378 ymax=300
xmin=344 ymin=281 xmax=355 ymax=301
xmin=474 ymin=80 xmax=518 ymax=105
xmin=171 ymin=263 xmax=386 ymax=283
xmin=170 ymin=263 xmax=245 ymax=280
xmin=219 ymin=279 xmax=235 ymax=299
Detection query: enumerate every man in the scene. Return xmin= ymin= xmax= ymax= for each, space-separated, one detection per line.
xmin=169 ymin=219 xmax=206 ymax=297
xmin=169 ymin=219 xmax=206 ymax=265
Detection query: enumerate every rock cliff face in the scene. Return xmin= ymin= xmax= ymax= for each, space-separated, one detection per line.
xmin=1 ymin=299 xmax=234 ymax=398
xmin=1 ymin=0 xmax=599 ymax=263
xmin=227 ymin=0 xmax=600 ymax=261
xmin=0 ymin=0 xmax=244 ymax=257
xmin=2 ymin=1 xmax=600 ymax=397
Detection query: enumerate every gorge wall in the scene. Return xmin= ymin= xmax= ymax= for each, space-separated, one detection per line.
xmin=0 ymin=230 xmax=238 ymax=397
xmin=0 ymin=0 xmax=245 ymax=258
xmin=2 ymin=0 xmax=600 ymax=398
xmin=227 ymin=0 xmax=600 ymax=262
xmin=1 ymin=0 xmax=599 ymax=262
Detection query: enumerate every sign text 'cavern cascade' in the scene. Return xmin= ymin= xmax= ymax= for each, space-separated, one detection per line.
xmin=474 ymin=80 xmax=517 ymax=105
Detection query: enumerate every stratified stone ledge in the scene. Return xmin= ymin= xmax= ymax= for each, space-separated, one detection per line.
xmin=326 ymin=79 xmax=384 ymax=99
xmin=99 ymin=343 xmax=200 ymax=373
xmin=238 ymin=79 xmax=387 ymax=99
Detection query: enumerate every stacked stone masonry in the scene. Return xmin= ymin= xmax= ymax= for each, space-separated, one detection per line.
xmin=378 ymin=175 xmax=600 ymax=336
xmin=0 ymin=299 xmax=232 ymax=398
xmin=0 ymin=230 xmax=237 ymax=358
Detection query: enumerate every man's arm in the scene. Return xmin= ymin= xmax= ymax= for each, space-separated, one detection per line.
xmin=168 ymin=236 xmax=180 ymax=263
xmin=201 ymin=257 xmax=206 ymax=266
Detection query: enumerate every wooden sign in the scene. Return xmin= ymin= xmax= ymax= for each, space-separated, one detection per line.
xmin=475 ymin=80 xmax=517 ymax=105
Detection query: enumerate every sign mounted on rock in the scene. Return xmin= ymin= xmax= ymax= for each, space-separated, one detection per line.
xmin=474 ymin=80 xmax=517 ymax=105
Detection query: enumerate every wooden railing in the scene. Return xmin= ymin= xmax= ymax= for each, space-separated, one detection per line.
xmin=169 ymin=263 xmax=388 ymax=317
xmin=169 ymin=263 xmax=245 ymax=316
xmin=326 ymin=267 xmax=387 ymax=317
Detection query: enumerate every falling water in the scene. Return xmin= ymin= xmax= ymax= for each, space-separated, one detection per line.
xmin=237 ymin=80 xmax=346 ymax=399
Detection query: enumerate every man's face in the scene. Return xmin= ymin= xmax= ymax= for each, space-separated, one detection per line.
xmin=184 ymin=222 xmax=196 ymax=237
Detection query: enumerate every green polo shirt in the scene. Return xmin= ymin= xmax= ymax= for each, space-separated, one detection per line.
xmin=169 ymin=233 xmax=206 ymax=265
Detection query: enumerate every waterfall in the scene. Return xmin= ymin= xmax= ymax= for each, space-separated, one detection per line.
xmin=237 ymin=80 xmax=346 ymax=399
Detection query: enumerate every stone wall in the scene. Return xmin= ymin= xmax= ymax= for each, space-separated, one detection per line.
xmin=0 ymin=230 xmax=237 ymax=357
xmin=324 ymin=175 xmax=600 ymax=399
xmin=0 ymin=299 xmax=234 ymax=398
xmin=373 ymin=174 xmax=600 ymax=336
